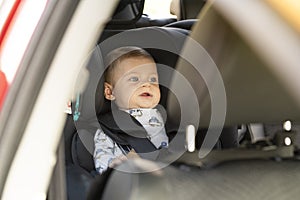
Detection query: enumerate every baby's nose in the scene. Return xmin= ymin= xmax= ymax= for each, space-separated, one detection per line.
xmin=141 ymin=81 xmax=151 ymax=87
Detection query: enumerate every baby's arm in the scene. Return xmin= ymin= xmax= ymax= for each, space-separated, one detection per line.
xmin=93 ymin=129 xmax=124 ymax=174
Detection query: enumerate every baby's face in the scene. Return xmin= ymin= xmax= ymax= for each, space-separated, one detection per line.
xmin=108 ymin=57 xmax=160 ymax=110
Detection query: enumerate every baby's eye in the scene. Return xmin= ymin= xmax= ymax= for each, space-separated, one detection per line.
xmin=129 ymin=76 xmax=139 ymax=82
xmin=149 ymin=77 xmax=157 ymax=83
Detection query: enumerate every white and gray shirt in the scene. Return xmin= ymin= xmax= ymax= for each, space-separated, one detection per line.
xmin=93 ymin=108 xmax=168 ymax=174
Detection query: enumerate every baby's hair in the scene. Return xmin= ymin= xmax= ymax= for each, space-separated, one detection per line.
xmin=104 ymin=47 xmax=154 ymax=84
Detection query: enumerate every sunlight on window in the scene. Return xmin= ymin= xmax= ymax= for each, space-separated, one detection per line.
xmin=0 ymin=1 xmax=47 ymax=83
xmin=143 ymin=0 xmax=176 ymax=18
xmin=266 ymin=0 xmax=300 ymax=33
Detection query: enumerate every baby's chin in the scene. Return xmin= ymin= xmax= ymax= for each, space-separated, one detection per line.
xmin=127 ymin=103 xmax=158 ymax=110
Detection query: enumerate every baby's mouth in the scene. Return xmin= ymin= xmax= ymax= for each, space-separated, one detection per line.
xmin=140 ymin=92 xmax=152 ymax=97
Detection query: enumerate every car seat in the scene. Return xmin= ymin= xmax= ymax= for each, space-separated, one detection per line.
xmin=65 ymin=26 xmax=189 ymax=200
xmin=165 ymin=0 xmax=207 ymax=31
xmin=65 ymin=25 xmax=238 ymax=200
xmin=70 ymin=26 xmax=189 ymax=170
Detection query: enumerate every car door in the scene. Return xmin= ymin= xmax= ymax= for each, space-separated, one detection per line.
xmin=0 ymin=0 xmax=117 ymax=199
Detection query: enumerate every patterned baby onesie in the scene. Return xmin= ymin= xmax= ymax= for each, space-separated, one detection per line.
xmin=94 ymin=108 xmax=168 ymax=174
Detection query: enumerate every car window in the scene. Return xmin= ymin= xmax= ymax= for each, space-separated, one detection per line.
xmin=143 ymin=0 xmax=175 ymax=18
xmin=0 ymin=0 xmax=47 ymax=111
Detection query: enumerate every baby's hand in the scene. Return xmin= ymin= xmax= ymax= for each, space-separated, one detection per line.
xmin=108 ymin=155 xmax=127 ymax=168
xmin=108 ymin=150 xmax=140 ymax=168
xmin=127 ymin=149 xmax=140 ymax=159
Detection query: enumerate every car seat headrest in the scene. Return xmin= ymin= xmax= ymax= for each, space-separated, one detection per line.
xmin=170 ymin=0 xmax=206 ymax=20
xmin=106 ymin=0 xmax=145 ymax=27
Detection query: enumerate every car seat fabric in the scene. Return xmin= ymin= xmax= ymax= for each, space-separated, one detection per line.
xmin=71 ymin=129 xmax=96 ymax=172
xmin=66 ymin=164 xmax=94 ymax=200
xmin=105 ymin=0 xmax=145 ymax=30
xmin=64 ymin=114 xmax=77 ymax=165
xmin=136 ymin=16 xmax=177 ymax=28
xmin=165 ymin=19 xmax=198 ymax=30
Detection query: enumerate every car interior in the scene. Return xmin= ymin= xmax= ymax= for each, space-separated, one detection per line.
xmin=60 ymin=0 xmax=300 ymax=199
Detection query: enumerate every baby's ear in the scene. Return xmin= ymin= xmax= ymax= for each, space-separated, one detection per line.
xmin=104 ymin=82 xmax=115 ymax=100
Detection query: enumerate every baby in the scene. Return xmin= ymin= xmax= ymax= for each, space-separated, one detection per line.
xmin=94 ymin=47 xmax=169 ymax=174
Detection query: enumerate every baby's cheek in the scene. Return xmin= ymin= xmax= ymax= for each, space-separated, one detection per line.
xmin=155 ymin=89 xmax=161 ymax=100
